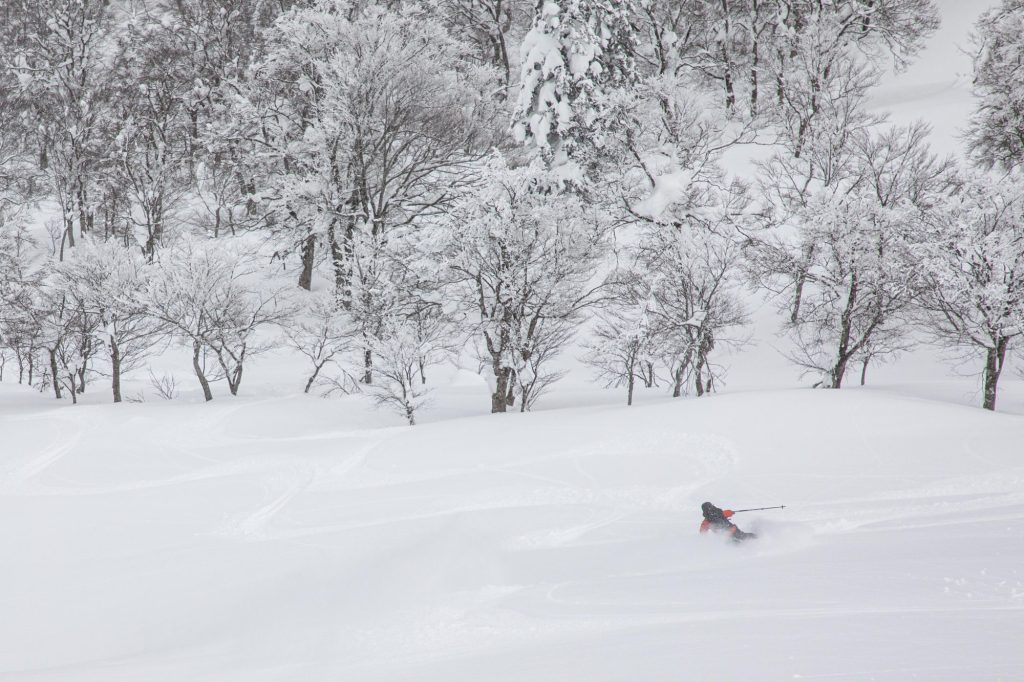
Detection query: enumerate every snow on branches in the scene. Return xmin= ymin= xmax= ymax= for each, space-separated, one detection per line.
xmin=967 ymin=0 xmax=1024 ymax=171
xmin=915 ymin=173 xmax=1024 ymax=410
xmin=439 ymin=154 xmax=613 ymax=412
xmin=513 ymin=0 xmax=640 ymax=170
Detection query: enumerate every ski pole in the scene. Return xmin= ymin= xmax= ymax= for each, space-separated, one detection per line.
xmin=730 ymin=505 xmax=785 ymax=513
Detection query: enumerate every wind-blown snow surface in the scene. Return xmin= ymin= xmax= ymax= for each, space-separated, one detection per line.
xmin=2 ymin=383 xmax=1023 ymax=681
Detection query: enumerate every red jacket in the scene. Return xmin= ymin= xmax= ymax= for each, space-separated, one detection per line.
xmin=699 ymin=509 xmax=735 ymax=534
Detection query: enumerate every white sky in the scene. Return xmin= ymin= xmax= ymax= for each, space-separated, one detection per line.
xmin=870 ymin=0 xmax=990 ymax=158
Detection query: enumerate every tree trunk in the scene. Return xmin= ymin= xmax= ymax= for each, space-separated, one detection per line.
xmin=491 ymin=366 xmax=511 ymax=413
xmin=505 ymin=368 xmax=516 ymax=408
xmin=298 ymin=233 xmax=316 ymax=290
xmin=830 ymin=275 xmax=859 ymax=388
xmin=694 ymin=336 xmax=712 ymax=397
xmin=111 ymin=336 xmax=122 ymax=403
xmin=860 ymin=357 xmax=869 ymax=386
xmin=77 ymin=181 xmax=90 ymax=236
xmin=192 ymin=341 xmax=213 ymax=402
xmin=749 ymin=0 xmax=760 ymax=115
xmin=672 ymin=365 xmax=684 ymax=398
xmin=982 ymin=339 xmax=1009 ymax=411
xmin=362 ymin=348 xmax=373 ymax=385
xmin=64 ymin=210 xmax=76 ymax=249
xmin=304 ymin=360 xmax=327 ymax=394
xmin=50 ymin=349 xmax=62 ymax=399
xmin=329 ymin=220 xmax=349 ymax=301
xmin=719 ymin=0 xmax=735 ymax=113
xmin=830 ymin=355 xmax=850 ymax=389
xmin=627 ymin=371 xmax=635 ymax=406
xmin=228 ymin=364 xmax=242 ymax=395
xmin=790 ymin=245 xmax=815 ymax=324
xmin=640 ymin=361 xmax=655 ymax=388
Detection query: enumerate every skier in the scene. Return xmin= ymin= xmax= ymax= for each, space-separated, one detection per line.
xmin=699 ymin=501 xmax=757 ymax=542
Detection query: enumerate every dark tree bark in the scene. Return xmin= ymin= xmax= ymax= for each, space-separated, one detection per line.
xmin=828 ymin=274 xmax=859 ymax=389
xmin=228 ymin=366 xmax=242 ymax=395
xmin=790 ymin=244 xmax=816 ymax=324
xmin=49 ymin=349 xmax=62 ymax=399
xmin=362 ymin=348 xmax=373 ymax=385
xmin=505 ymin=368 xmax=516 ymax=408
xmin=192 ymin=340 xmax=213 ymax=402
xmin=298 ymin=232 xmax=316 ymax=290
xmin=719 ymin=0 xmax=736 ymax=113
xmin=491 ymin=365 xmax=513 ymax=413
xmin=304 ymin=359 xmax=329 ymax=394
xmin=672 ymin=367 xmax=684 ymax=398
xmin=110 ymin=337 xmax=121 ymax=403
xmin=982 ymin=338 xmax=1009 ymax=411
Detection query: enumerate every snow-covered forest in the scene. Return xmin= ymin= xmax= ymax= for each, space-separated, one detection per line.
xmin=2 ymin=0 xmax=1023 ymax=416
xmin=2 ymin=1 xmax=1024 ymax=680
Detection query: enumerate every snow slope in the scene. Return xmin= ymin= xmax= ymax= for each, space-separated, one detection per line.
xmin=2 ymin=382 xmax=1023 ymax=681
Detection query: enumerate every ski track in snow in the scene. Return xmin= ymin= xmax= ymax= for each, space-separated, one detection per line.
xmin=210 ymin=436 xmax=384 ymax=541
xmin=0 ymin=417 xmax=84 ymax=491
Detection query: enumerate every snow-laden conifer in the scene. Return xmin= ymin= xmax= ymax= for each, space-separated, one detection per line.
xmin=513 ymin=0 xmax=641 ymax=171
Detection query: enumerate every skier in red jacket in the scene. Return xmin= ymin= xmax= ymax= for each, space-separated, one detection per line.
xmin=700 ymin=501 xmax=756 ymax=542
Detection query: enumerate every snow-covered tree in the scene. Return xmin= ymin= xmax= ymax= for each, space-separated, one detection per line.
xmin=915 ymin=173 xmax=1024 ymax=411
xmin=966 ymin=0 xmax=1024 ymax=171
xmin=664 ymin=0 xmax=938 ymax=124
xmin=0 ymin=63 xmax=38 ymax=229
xmin=109 ymin=17 xmax=195 ymax=256
xmin=643 ymin=224 xmax=750 ymax=398
xmin=0 ymin=220 xmax=45 ymax=386
xmin=53 ymin=241 xmax=165 ymax=402
xmin=777 ymin=189 xmax=921 ymax=388
xmin=33 ymin=272 xmax=103 ymax=402
xmin=441 ymin=154 xmax=612 ymax=412
xmin=606 ymin=71 xmax=752 ymax=398
xmin=284 ymin=290 xmax=356 ymax=394
xmin=428 ymin=0 xmax=532 ymax=90
xmin=3 ymin=0 xmax=119 ymax=257
xmin=133 ymin=0 xmax=292 ymax=186
xmin=755 ymin=124 xmax=951 ymax=388
xmin=366 ymin=312 xmax=456 ymax=425
xmin=513 ymin=0 xmax=642 ymax=171
xmin=145 ymin=239 xmax=288 ymax=401
xmin=582 ymin=286 xmax=657 ymax=406
xmin=244 ymin=2 xmax=496 ymax=293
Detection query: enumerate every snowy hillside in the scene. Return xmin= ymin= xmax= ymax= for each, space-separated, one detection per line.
xmin=3 ymin=382 xmax=1022 ymax=681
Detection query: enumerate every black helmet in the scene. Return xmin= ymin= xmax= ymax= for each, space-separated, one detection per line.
xmin=701 ymin=501 xmax=725 ymax=522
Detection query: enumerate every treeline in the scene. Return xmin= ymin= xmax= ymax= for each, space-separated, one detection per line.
xmin=1 ymin=0 xmax=1023 ymax=420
